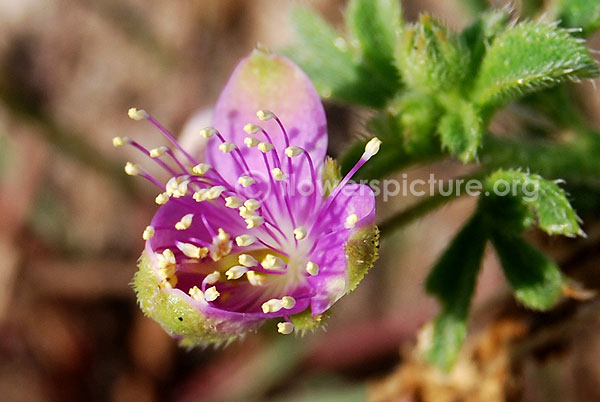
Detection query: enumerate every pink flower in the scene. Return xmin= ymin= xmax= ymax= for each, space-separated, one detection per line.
xmin=116 ymin=50 xmax=380 ymax=346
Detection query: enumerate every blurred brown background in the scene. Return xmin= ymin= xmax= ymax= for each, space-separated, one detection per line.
xmin=1 ymin=1 xmax=600 ymax=401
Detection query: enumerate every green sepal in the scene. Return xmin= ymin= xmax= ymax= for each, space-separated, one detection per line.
xmin=290 ymin=308 xmax=331 ymax=336
xmin=437 ymin=97 xmax=483 ymax=163
xmin=133 ymin=252 xmax=243 ymax=347
xmin=491 ymin=231 xmax=565 ymax=310
xmin=483 ymin=169 xmax=584 ymax=237
xmin=395 ymin=14 xmax=469 ymax=92
xmin=425 ymin=215 xmax=487 ymax=370
xmin=472 ymin=21 xmax=599 ymax=112
xmin=345 ymin=224 xmax=380 ymax=292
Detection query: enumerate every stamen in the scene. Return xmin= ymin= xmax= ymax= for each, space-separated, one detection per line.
xmin=261 ymin=299 xmax=283 ymax=313
xmin=243 ymin=123 xmax=261 ymax=134
xmin=192 ymin=163 xmax=211 ymax=175
xmin=142 ymin=226 xmax=155 ymax=240
xmin=256 ymin=110 xmax=275 ymax=121
xmin=193 ymin=189 xmax=208 ymax=202
xmin=238 ymin=176 xmax=255 ymax=187
xmin=244 ymin=137 xmax=260 ymax=147
xmin=225 ymin=196 xmax=243 ymax=208
xmin=175 ymin=213 xmax=194 ymax=230
xmin=205 ymin=271 xmax=221 ymax=285
xmin=155 ymin=192 xmax=169 ymax=205
xmin=246 ymin=271 xmax=265 ymax=286
xmin=124 ymin=162 xmax=141 ymax=176
xmin=199 ymin=127 xmax=217 ymax=138
xmin=285 ymin=146 xmax=303 ymax=157
xmin=225 ymin=265 xmax=248 ymax=280
xmin=271 ymin=168 xmax=286 ymax=181
xmin=189 ymin=286 xmax=205 ymax=302
xmin=177 ymin=242 xmax=208 ymax=259
xmin=128 ymin=108 xmax=149 ymax=121
xmin=157 ymin=249 xmax=176 ymax=269
xmin=239 ymin=254 xmax=259 ymax=267
xmin=293 ymin=227 xmax=307 ymax=240
xmin=345 ymin=213 xmax=359 ymax=229
xmin=145 ymin=112 xmax=198 ymax=165
xmin=219 ymin=142 xmax=237 ymax=153
xmin=245 ymin=215 xmax=265 ymax=229
xmin=277 ymin=322 xmax=294 ymax=335
xmin=306 ymin=261 xmax=319 ymax=276
xmin=112 ymin=136 xmax=130 ymax=147
xmin=243 ymin=199 xmax=260 ymax=211
xmin=258 ymin=142 xmax=274 ymax=153
xmin=206 ymin=186 xmax=226 ymax=200
xmin=281 ymin=296 xmax=296 ymax=309
xmin=217 ymin=228 xmax=230 ymax=242
xmin=262 ymin=254 xmax=286 ymax=271
xmin=150 ymin=146 xmax=168 ymax=158
xmin=204 ymin=286 xmax=220 ymax=302
xmin=235 ymin=234 xmax=256 ymax=247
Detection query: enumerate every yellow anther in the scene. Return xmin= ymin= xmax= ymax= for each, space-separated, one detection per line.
xmin=159 ymin=275 xmax=178 ymax=290
xmin=246 ymin=271 xmax=265 ymax=286
xmin=285 ymin=146 xmax=303 ymax=157
xmin=204 ymin=286 xmax=220 ymax=302
xmin=271 ymin=168 xmax=286 ymax=181
xmin=281 ymin=296 xmax=296 ymax=309
xmin=244 ymin=137 xmax=260 ymax=147
xmin=239 ymin=206 xmax=254 ymax=219
xmin=177 ymin=242 xmax=207 ymax=259
xmin=364 ymin=137 xmax=382 ymax=158
xmin=124 ymin=162 xmax=141 ymax=176
xmin=199 ymin=127 xmax=217 ymax=138
xmin=128 ymin=107 xmax=148 ymax=120
xmin=166 ymin=176 xmax=189 ymax=198
xmin=150 ymin=146 xmax=168 ymax=158
xmin=112 ymin=136 xmax=130 ymax=147
xmin=192 ymin=163 xmax=211 ymax=175
xmin=258 ymin=142 xmax=274 ymax=153
xmin=306 ymin=261 xmax=319 ymax=276
xmin=239 ymin=254 xmax=258 ymax=267
xmin=235 ymin=234 xmax=256 ymax=247
xmin=345 ymin=213 xmax=359 ymax=229
xmin=157 ymin=249 xmax=176 ymax=270
xmin=158 ymin=265 xmax=176 ymax=281
xmin=189 ymin=286 xmax=205 ymax=302
xmin=277 ymin=322 xmax=294 ymax=335
xmin=155 ymin=192 xmax=169 ymax=205
xmin=225 ymin=265 xmax=248 ymax=280
xmin=245 ymin=216 xmax=265 ymax=229
xmin=225 ymin=196 xmax=242 ymax=208
xmin=243 ymin=123 xmax=261 ymax=134
xmin=219 ymin=142 xmax=236 ymax=153
xmin=262 ymin=254 xmax=286 ymax=271
xmin=193 ymin=189 xmax=208 ymax=202
xmin=257 ymin=109 xmax=275 ymax=121
xmin=142 ymin=226 xmax=155 ymax=240
xmin=205 ymin=271 xmax=221 ymax=285
xmin=243 ymin=199 xmax=260 ymax=211
xmin=206 ymin=185 xmax=226 ymax=200
xmin=261 ymin=299 xmax=283 ymax=313
xmin=238 ymin=176 xmax=255 ymax=187
xmin=175 ymin=213 xmax=194 ymax=230
xmin=293 ymin=227 xmax=307 ymax=240
xmin=217 ymin=228 xmax=230 ymax=242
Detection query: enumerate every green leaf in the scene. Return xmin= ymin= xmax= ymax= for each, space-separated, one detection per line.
xmin=346 ymin=0 xmax=402 ymax=90
xmin=437 ymin=97 xmax=483 ymax=163
xmin=390 ymin=91 xmax=441 ymax=155
xmin=472 ymin=21 xmax=599 ymax=111
xmin=286 ymin=7 xmax=396 ymax=107
xmin=484 ymin=169 xmax=584 ymax=237
xmin=491 ymin=231 xmax=565 ymax=310
xmin=395 ymin=15 xmax=469 ymax=92
xmin=557 ymin=0 xmax=600 ymax=37
xmin=425 ymin=215 xmax=487 ymax=370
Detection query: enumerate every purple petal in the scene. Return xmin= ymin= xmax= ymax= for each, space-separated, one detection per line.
xmin=207 ymin=50 xmax=328 ymax=191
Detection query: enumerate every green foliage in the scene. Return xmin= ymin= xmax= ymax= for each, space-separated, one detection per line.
xmin=556 ymin=0 xmax=600 ymax=37
xmin=472 ymin=21 xmax=599 ymax=112
xmin=287 ymin=5 xmax=400 ymax=108
xmin=425 ymin=215 xmax=487 ymax=370
xmin=395 ymin=14 xmax=469 ymax=93
xmin=491 ymin=231 xmax=565 ymax=310
xmin=483 ymin=169 xmax=584 ymax=237
xmin=289 ymin=0 xmax=600 ymax=371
